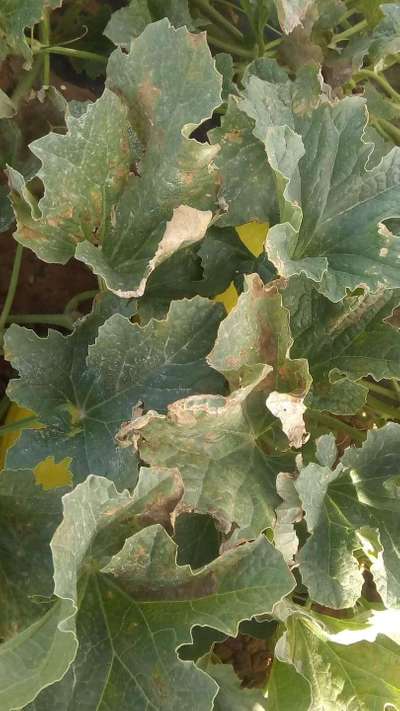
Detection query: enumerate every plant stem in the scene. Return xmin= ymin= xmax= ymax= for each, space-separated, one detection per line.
xmin=65 ymin=289 xmax=98 ymax=314
xmin=39 ymin=8 xmax=51 ymax=85
xmin=354 ymin=68 xmax=400 ymax=103
xmin=370 ymin=117 xmax=394 ymax=143
xmin=38 ymin=46 xmax=107 ymax=64
xmin=0 ymin=415 xmax=38 ymax=436
xmin=307 ymin=411 xmax=367 ymax=443
xmin=364 ymin=380 xmax=400 ymax=403
xmin=391 ymin=380 xmax=400 ymax=398
xmin=376 ymin=116 xmax=400 ymax=145
xmin=207 ymin=31 xmax=255 ymax=58
xmin=332 ymin=18 xmax=367 ymax=44
xmin=264 ymin=37 xmax=282 ymax=51
xmin=11 ymin=57 xmax=42 ymax=106
xmin=192 ymin=0 xmax=244 ymax=41
xmin=5 ymin=313 xmax=74 ymax=329
xmin=0 ymin=244 xmax=24 ymax=335
xmin=366 ymin=394 xmax=400 ymax=420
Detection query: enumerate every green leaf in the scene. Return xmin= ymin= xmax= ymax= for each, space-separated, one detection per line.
xmin=104 ymin=0 xmax=195 ymax=47
xmin=127 ymin=371 xmax=294 ymax=539
xmin=9 ymin=21 xmax=222 ymax=297
xmin=198 ymin=657 xmax=267 ymax=710
xmin=276 ymin=608 xmax=400 ymax=710
xmin=0 ymin=469 xmax=73 ymax=711
xmin=334 ymin=4 xmax=400 ymax=75
xmin=0 ymin=0 xmax=61 ymax=66
xmin=209 ymin=97 xmax=278 ymax=227
xmin=294 ymin=425 xmax=400 ymax=608
xmin=208 ymin=274 xmax=311 ymax=447
xmin=175 ymin=513 xmax=221 ymax=568
xmin=77 ymin=19 xmax=222 ymax=296
xmin=281 ymin=274 xmax=400 ymax=414
xmin=0 ymin=89 xmax=15 ymax=119
xmin=240 ymin=71 xmax=400 ymax=302
xmin=9 ymin=88 xmax=131 ymax=264
xmin=267 ymin=657 xmax=311 ymax=711
xmin=5 ymin=294 xmax=225 ymax=484
xmin=0 ymin=469 xmax=67 ymax=640
xmin=23 ymin=472 xmax=294 ymax=710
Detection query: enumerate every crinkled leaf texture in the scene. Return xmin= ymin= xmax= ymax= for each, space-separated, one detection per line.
xmin=281 ymin=274 xmax=400 ymax=413
xmin=275 ymin=606 xmax=400 ymax=711
xmin=293 ymin=425 xmax=400 ymax=608
xmin=104 ymin=0 xmax=195 ymax=47
xmin=4 ymin=293 xmax=225 ymax=485
xmin=10 ymin=20 xmax=223 ymax=297
xmin=125 ymin=371 xmax=292 ymax=540
xmin=3 ymin=470 xmax=294 ymax=710
xmin=239 ymin=65 xmax=400 ymax=302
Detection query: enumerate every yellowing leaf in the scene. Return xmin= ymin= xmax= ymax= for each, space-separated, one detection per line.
xmin=33 ymin=456 xmax=72 ymax=490
xmin=213 ymin=223 xmax=269 ymax=313
xmin=213 ymin=282 xmax=238 ymax=313
xmin=0 ymin=404 xmax=39 ymax=470
xmin=236 ymin=222 xmax=268 ymax=257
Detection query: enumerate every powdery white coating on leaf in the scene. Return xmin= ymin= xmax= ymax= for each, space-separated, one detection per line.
xmin=266 ymin=391 xmax=309 ymax=448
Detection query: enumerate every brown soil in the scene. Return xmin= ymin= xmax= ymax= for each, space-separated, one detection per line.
xmin=213 ymin=633 xmax=274 ymax=689
xmin=0 ymin=233 xmax=96 ymax=398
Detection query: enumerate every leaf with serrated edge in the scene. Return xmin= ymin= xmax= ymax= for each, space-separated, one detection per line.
xmin=0 ymin=0 xmax=61 ymax=66
xmin=276 ymin=608 xmax=400 ymax=711
xmin=294 ymin=426 xmax=400 ymax=608
xmin=9 ymin=89 xmax=131 ymax=264
xmin=209 ymin=97 xmax=278 ymax=227
xmin=22 ymin=472 xmax=294 ymax=710
xmin=208 ymin=274 xmax=311 ymax=447
xmin=240 ymin=69 xmax=400 ymax=302
xmin=104 ymin=0 xmax=195 ymax=47
xmin=125 ymin=369 xmax=295 ymax=539
xmin=281 ymin=274 xmax=400 ymax=414
xmin=0 ymin=470 xmax=72 ymax=711
xmin=4 ymin=294 xmax=225 ymax=484
xmin=76 ymin=19 xmax=222 ymax=296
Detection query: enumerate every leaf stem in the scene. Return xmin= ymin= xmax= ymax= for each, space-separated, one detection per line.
xmin=264 ymin=37 xmax=282 ymax=52
xmin=375 ymin=116 xmax=400 ymax=145
xmin=37 ymin=45 xmax=107 ymax=64
xmin=391 ymin=380 xmax=400 ymax=398
xmin=0 ymin=415 xmax=38 ymax=435
xmin=354 ymin=68 xmax=400 ymax=103
xmin=39 ymin=8 xmax=51 ymax=85
xmin=192 ymin=0 xmax=244 ymax=41
xmin=11 ymin=57 xmax=42 ymax=106
xmin=331 ymin=19 xmax=367 ymax=44
xmin=207 ymin=31 xmax=255 ymax=58
xmin=366 ymin=394 xmax=400 ymax=420
xmin=0 ymin=244 xmax=24 ymax=336
xmin=6 ymin=313 xmax=74 ymax=329
xmin=65 ymin=289 xmax=98 ymax=314
xmin=364 ymin=380 xmax=400 ymax=403
xmin=307 ymin=411 xmax=367 ymax=443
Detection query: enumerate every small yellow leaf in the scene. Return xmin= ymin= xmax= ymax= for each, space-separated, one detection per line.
xmin=0 ymin=404 xmax=40 ymax=470
xmin=212 ymin=222 xmax=268 ymax=314
xmin=34 ymin=456 xmax=72 ymax=490
xmin=236 ymin=222 xmax=268 ymax=257
xmin=213 ymin=282 xmax=238 ymax=313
